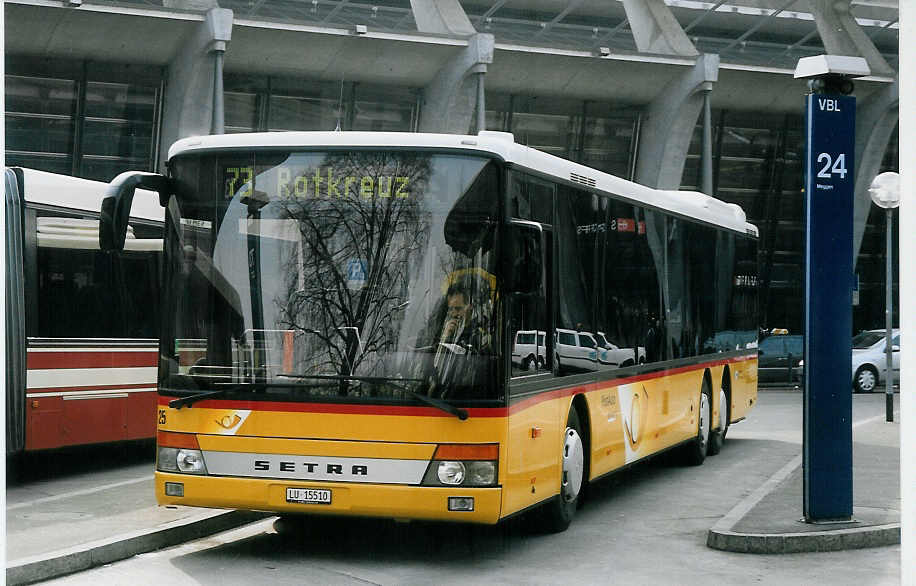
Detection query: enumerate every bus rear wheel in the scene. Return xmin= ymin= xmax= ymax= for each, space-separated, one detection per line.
xmin=538 ymin=408 xmax=585 ymax=533
xmin=707 ymin=387 xmax=729 ymax=456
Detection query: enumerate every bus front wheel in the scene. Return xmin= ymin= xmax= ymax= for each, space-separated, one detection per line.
xmin=538 ymin=408 xmax=585 ymax=533
xmin=682 ymin=382 xmax=711 ymax=466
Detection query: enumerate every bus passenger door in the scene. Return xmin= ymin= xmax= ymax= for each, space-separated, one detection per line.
xmin=505 ymin=223 xmax=559 ymax=516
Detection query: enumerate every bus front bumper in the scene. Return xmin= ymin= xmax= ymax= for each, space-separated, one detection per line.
xmin=156 ymin=472 xmax=503 ymax=524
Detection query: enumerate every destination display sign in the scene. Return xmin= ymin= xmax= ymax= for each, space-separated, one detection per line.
xmin=223 ymin=165 xmax=412 ymax=200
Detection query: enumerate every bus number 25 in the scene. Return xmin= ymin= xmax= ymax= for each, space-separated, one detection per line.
xmin=816 ymin=152 xmax=847 ymax=179
xmin=158 ymin=410 xmax=167 ymax=425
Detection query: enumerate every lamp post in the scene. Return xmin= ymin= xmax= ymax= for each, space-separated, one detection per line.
xmin=868 ymin=171 xmax=900 ymax=423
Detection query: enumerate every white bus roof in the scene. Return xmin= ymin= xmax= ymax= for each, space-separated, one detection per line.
xmin=13 ymin=167 xmax=164 ymax=223
xmin=167 ymin=131 xmax=757 ymax=236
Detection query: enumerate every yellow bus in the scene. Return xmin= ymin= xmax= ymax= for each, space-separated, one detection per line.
xmin=101 ymin=130 xmax=758 ymax=532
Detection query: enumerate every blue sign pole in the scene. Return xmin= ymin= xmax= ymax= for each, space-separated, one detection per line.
xmin=803 ymin=92 xmax=855 ymax=522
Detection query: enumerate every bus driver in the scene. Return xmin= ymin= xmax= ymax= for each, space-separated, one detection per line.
xmin=436 ymin=278 xmax=491 ymax=354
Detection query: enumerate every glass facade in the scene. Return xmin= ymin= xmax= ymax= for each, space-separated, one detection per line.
xmin=5 ymin=75 xmax=77 ymax=176
xmin=223 ymin=75 xmax=420 ymax=134
xmin=4 ymin=58 xmax=898 ymax=337
xmin=4 ymin=61 xmax=161 ymax=182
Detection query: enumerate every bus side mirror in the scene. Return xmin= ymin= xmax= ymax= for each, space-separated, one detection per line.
xmin=101 ymin=171 xmax=171 ymax=251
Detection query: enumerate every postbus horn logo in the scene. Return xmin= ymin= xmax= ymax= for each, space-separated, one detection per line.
xmin=623 ymin=386 xmax=650 ymax=448
xmin=216 ymin=414 xmax=242 ymax=429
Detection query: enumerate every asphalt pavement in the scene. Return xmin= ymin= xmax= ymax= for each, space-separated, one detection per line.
xmin=5 ymin=387 xmax=901 ymax=585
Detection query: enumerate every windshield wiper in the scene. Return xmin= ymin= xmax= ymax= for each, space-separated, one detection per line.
xmin=279 ymin=373 xmax=469 ymax=420
xmin=169 ymin=388 xmax=236 ymax=409
xmin=399 ymin=387 xmax=468 ymax=420
xmin=168 ymin=381 xmax=325 ymax=409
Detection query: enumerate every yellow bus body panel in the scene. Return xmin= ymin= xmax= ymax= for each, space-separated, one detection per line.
xmin=582 ymin=368 xmax=703 ymax=478
xmin=156 ymin=357 xmax=756 ymax=524
xmin=162 ymin=407 xmax=506 ymax=444
xmin=156 ymin=472 xmax=502 ymax=523
xmin=728 ymin=356 xmax=758 ymax=422
xmin=504 ymin=393 xmax=564 ymax=514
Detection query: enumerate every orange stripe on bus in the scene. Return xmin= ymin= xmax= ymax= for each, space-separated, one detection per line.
xmin=434 ymin=443 xmax=499 ymax=460
xmin=158 ymin=431 xmax=201 ymax=449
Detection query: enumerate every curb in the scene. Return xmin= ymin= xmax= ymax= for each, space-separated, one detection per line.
xmin=6 ymin=509 xmax=269 ymax=586
xmin=707 ymin=523 xmax=901 ymax=554
xmin=706 ymin=452 xmax=901 ymax=554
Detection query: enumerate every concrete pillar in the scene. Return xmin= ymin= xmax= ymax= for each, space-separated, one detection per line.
xmin=701 ymin=90 xmax=713 ymax=195
xmin=410 ymin=0 xmax=490 ymax=134
xmin=409 ymin=0 xmax=475 ymax=36
xmin=853 ymin=80 xmax=899 ymax=267
xmin=158 ymin=7 xmax=233 ymax=170
xmin=418 ymin=33 xmax=494 ymax=134
xmin=809 ymin=0 xmax=895 ymax=77
xmin=635 ymin=53 xmax=718 ymax=190
xmin=622 ymin=0 xmax=698 ymax=56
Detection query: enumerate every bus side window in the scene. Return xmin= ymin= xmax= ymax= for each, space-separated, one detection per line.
xmin=555 ymin=186 xmax=599 ymax=375
xmin=599 ymin=202 xmax=663 ymax=366
xmin=509 ymin=226 xmax=550 ymax=377
xmin=34 ymin=212 xmax=117 ymax=338
xmin=33 ymin=211 xmax=162 ymax=340
xmin=509 ymin=173 xmax=553 ymax=225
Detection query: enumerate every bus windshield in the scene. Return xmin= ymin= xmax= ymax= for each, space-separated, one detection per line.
xmin=163 ymin=150 xmax=503 ymax=405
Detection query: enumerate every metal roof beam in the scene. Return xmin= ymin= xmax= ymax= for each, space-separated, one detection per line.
xmin=532 ymin=0 xmax=586 ymax=39
xmin=321 ymin=0 xmax=351 ymax=24
xmin=720 ymin=0 xmax=798 ymax=53
xmin=594 ymin=18 xmax=631 ymax=48
xmin=683 ymin=1 xmax=729 ymax=34
xmin=474 ymin=0 xmax=508 ymax=26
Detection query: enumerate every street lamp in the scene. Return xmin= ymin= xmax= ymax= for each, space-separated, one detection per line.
xmin=868 ymin=171 xmax=900 ymax=422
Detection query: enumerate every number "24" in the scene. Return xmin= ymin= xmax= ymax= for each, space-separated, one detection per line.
xmin=816 ymin=152 xmax=847 ymax=179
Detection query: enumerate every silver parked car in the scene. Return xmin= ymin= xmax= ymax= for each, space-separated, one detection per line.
xmin=851 ymin=329 xmax=900 ymax=393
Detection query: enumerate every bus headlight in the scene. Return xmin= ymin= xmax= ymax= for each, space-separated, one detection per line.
xmin=437 ymin=461 xmax=466 ymax=485
xmin=422 ymin=443 xmax=499 ymax=487
xmin=466 ymin=461 xmax=496 ymax=485
xmin=177 ymin=449 xmax=207 ymax=474
xmin=158 ymin=446 xmax=178 ymax=472
xmin=158 ymin=447 xmax=208 ymax=475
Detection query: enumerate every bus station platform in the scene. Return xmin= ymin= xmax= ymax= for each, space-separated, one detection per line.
xmin=707 ymin=407 xmax=901 ymax=553
xmin=5 ymin=457 xmax=269 ymax=585
xmin=5 ymin=394 xmax=901 ymax=585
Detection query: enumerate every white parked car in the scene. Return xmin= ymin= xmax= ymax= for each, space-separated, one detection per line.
xmin=555 ymin=329 xmax=598 ymax=373
xmin=594 ymin=331 xmax=645 ymax=368
xmin=851 ymin=329 xmax=900 ymax=393
xmin=512 ymin=330 xmax=546 ymax=371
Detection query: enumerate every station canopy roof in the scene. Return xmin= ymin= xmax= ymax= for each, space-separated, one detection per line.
xmin=100 ymin=0 xmax=899 ymax=71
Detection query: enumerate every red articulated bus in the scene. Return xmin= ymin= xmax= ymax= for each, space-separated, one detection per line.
xmin=5 ymin=167 xmax=163 ymax=455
